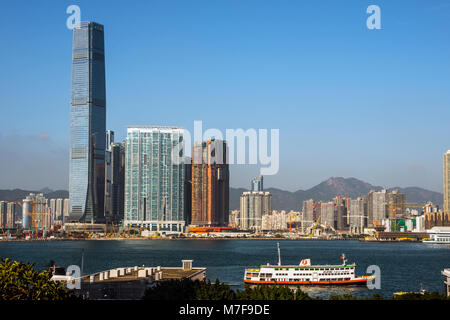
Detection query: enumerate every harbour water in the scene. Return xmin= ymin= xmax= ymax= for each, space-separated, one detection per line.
xmin=0 ymin=239 xmax=449 ymax=299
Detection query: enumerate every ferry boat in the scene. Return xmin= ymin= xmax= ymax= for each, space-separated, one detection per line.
xmin=244 ymin=243 xmax=375 ymax=286
xmin=422 ymin=226 xmax=450 ymax=244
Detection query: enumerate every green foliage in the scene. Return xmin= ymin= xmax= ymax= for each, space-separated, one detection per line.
xmin=236 ymin=285 xmax=316 ymax=300
xmin=0 ymin=258 xmax=76 ymax=300
xmin=329 ymin=293 xmax=385 ymax=300
xmin=143 ymin=279 xmax=315 ymax=300
xmin=329 ymin=292 xmax=449 ymax=300
xmin=144 ymin=278 xmax=236 ymax=300
xmin=392 ymin=292 xmax=449 ymax=300
xmin=144 ymin=279 xmax=450 ymax=301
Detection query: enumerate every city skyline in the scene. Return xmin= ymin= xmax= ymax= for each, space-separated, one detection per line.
xmin=1 ymin=1 xmax=450 ymax=193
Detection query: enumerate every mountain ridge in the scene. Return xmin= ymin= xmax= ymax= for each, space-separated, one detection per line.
xmin=0 ymin=177 xmax=443 ymax=212
xmin=229 ymin=177 xmax=443 ymax=210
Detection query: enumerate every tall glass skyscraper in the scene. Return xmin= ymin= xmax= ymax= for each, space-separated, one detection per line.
xmin=124 ymin=127 xmax=185 ymax=232
xmin=69 ymin=22 xmax=106 ymax=223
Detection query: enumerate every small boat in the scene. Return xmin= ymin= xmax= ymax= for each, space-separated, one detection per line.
xmin=243 ymin=243 xmax=375 ymax=286
xmin=394 ymin=284 xmax=427 ymax=296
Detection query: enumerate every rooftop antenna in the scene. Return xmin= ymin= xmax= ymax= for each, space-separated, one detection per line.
xmin=277 ymin=242 xmax=281 ymax=266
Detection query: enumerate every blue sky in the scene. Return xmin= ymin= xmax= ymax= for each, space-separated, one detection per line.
xmin=1 ymin=0 xmax=450 ymax=193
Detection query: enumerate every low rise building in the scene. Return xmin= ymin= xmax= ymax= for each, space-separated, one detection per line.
xmin=52 ymin=260 xmax=206 ymax=300
xmin=443 ymin=268 xmax=450 ymax=297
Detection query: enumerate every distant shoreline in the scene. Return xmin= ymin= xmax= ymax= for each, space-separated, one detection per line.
xmin=0 ymin=237 xmax=390 ymax=242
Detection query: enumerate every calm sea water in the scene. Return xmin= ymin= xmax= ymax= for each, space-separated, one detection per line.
xmin=0 ymin=239 xmax=449 ymax=299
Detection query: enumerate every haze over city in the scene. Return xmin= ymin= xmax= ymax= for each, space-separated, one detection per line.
xmin=1 ymin=0 xmax=450 ymax=193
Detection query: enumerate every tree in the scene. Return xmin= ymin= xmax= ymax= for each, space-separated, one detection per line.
xmin=0 ymin=258 xmax=76 ymax=300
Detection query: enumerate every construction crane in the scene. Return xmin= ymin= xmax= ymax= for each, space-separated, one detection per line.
xmin=287 ymin=212 xmax=302 ymax=233
xmin=16 ymin=200 xmax=52 ymax=237
xmin=309 ymin=216 xmax=321 ymax=237
xmin=384 ymin=202 xmax=424 ymax=232
xmin=0 ymin=225 xmax=7 ymax=237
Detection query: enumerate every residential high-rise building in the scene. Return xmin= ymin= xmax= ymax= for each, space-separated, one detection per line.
xmin=444 ymin=150 xmax=450 ymax=213
xmin=6 ymin=203 xmax=17 ymax=229
xmin=320 ymin=201 xmax=335 ymax=229
xmin=184 ymin=157 xmax=192 ymax=226
xmin=0 ymin=201 xmax=7 ymax=228
xmin=69 ymin=21 xmax=106 ymax=223
xmin=251 ymin=175 xmax=264 ymax=192
xmin=55 ymin=199 xmax=63 ymax=220
xmin=124 ymin=127 xmax=185 ymax=231
xmin=49 ymin=198 xmax=68 ymax=224
xmin=104 ymin=131 xmax=125 ymax=224
xmin=365 ymin=189 xmax=387 ymax=227
xmin=333 ymin=196 xmax=348 ymax=230
xmin=22 ymin=193 xmax=50 ymax=231
xmin=385 ymin=190 xmax=406 ymax=219
xmin=191 ymin=139 xmax=229 ymax=226
xmin=302 ymin=199 xmax=317 ymax=226
xmin=49 ymin=199 xmax=56 ymax=221
xmin=349 ymin=197 xmax=366 ymax=232
xmin=63 ymin=199 xmax=70 ymax=222
xmin=240 ymin=191 xmax=272 ymax=230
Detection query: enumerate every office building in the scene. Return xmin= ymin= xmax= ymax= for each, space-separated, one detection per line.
xmin=124 ymin=127 xmax=185 ymax=232
xmin=240 ymin=191 xmax=272 ymax=231
xmin=251 ymin=175 xmax=263 ymax=192
xmin=191 ymin=139 xmax=229 ymax=226
xmin=69 ymin=22 xmax=106 ymax=223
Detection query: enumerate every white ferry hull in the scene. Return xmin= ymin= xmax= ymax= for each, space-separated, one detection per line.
xmin=244 ymin=275 xmax=374 ymax=286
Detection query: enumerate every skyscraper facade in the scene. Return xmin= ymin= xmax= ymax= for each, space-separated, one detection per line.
xmin=444 ymin=150 xmax=450 ymax=213
xmin=104 ymin=131 xmax=125 ymax=224
xmin=191 ymin=139 xmax=229 ymax=226
xmin=124 ymin=127 xmax=185 ymax=231
xmin=69 ymin=22 xmax=106 ymax=223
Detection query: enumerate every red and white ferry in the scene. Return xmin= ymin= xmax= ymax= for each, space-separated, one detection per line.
xmin=244 ymin=243 xmax=375 ymax=286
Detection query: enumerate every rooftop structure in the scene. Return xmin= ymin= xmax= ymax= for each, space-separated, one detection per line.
xmin=52 ymin=260 xmax=206 ymax=300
